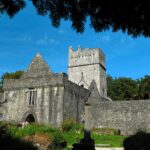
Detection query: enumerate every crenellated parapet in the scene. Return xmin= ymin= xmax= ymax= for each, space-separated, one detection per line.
xmin=68 ymin=46 xmax=105 ymax=70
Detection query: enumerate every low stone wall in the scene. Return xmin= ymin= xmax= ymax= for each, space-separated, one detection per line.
xmin=89 ymin=100 xmax=150 ymax=135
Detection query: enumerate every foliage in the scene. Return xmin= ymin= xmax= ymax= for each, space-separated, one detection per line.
xmin=138 ymin=76 xmax=150 ymax=99
xmin=0 ymin=124 xmax=37 ymax=150
xmin=50 ymin=131 xmax=67 ymax=149
xmin=7 ymin=123 xmax=56 ymax=138
xmin=92 ymin=133 xmax=124 ymax=147
xmin=0 ymin=121 xmax=125 ymax=147
xmin=107 ymin=75 xmax=150 ymax=100
xmin=1 ymin=71 xmax=24 ymax=80
xmin=123 ymin=131 xmax=150 ymax=150
xmin=61 ymin=119 xmax=83 ymax=132
xmin=0 ymin=0 xmax=25 ymax=18
xmin=1 ymin=1 xmax=150 ymax=37
xmin=0 ymin=71 xmax=24 ymax=92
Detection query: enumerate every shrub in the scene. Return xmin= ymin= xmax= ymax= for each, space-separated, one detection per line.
xmin=61 ymin=119 xmax=83 ymax=132
xmin=0 ymin=125 xmax=37 ymax=150
xmin=123 ymin=131 xmax=150 ymax=150
xmin=61 ymin=119 xmax=76 ymax=132
xmin=49 ymin=131 xmax=67 ymax=149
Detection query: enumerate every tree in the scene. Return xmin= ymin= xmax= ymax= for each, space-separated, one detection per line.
xmin=1 ymin=71 xmax=24 ymax=80
xmin=123 ymin=131 xmax=150 ymax=150
xmin=107 ymin=75 xmax=139 ymax=100
xmin=107 ymin=75 xmax=115 ymax=99
xmin=0 ymin=0 xmax=25 ymax=17
xmin=114 ymin=77 xmax=138 ymax=100
xmin=139 ymin=75 xmax=150 ymax=99
xmin=0 ymin=71 xmax=24 ymax=93
xmin=0 ymin=0 xmax=150 ymax=37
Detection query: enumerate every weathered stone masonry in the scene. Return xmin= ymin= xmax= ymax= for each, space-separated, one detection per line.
xmin=68 ymin=46 xmax=107 ymax=97
xmin=87 ymin=100 xmax=150 ymax=135
xmin=1 ymin=47 xmax=150 ymax=135
xmin=3 ymin=53 xmax=89 ymax=127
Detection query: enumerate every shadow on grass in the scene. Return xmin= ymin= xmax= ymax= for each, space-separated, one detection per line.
xmin=123 ymin=131 xmax=150 ymax=150
xmin=0 ymin=125 xmax=37 ymax=150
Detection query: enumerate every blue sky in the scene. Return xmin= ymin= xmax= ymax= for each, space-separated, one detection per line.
xmin=0 ymin=1 xmax=150 ymax=79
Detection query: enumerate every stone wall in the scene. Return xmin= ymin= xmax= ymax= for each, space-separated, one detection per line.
xmin=3 ymin=85 xmax=65 ymax=127
xmin=3 ymin=70 xmax=88 ymax=127
xmin=89 ymin=100 xmax=150 ymax=135
xmin=3 ymin=73 xmax=67 ymax=90
xmin=63 ymin=80 xmax=89 ymax=123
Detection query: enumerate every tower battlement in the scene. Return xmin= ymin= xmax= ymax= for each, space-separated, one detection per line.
xmin=68 ymin=46 xmax=105 ymax=69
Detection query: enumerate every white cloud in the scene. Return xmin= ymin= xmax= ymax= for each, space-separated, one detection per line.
xmin=37 ymin=34 xmax=59 ymax=45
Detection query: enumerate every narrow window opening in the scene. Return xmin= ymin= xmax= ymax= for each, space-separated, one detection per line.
xmin=26 ymin=89 xmax=37 ymax=106
xmin=81 ymin=84 xmax=84 ymax=87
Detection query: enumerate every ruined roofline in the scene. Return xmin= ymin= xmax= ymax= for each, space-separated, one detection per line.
xmin=64 ymin=79 xmax=90 ymax=98
xmin=3 ymin=72 xmax=68 ymax=90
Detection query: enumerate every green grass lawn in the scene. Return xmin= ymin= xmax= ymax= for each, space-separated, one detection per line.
xmin=0 ymin=121 xmax=125 ymax=148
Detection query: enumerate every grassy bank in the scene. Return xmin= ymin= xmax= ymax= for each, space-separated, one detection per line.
xmin=0 ymin=121 xmax=124 ymax=148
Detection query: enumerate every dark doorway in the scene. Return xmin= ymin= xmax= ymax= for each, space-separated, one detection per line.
xmin=25 ymin=114 xmax=35 ymax=123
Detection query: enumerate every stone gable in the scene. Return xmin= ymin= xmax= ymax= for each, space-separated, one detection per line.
xmin=21 ymin=53 xmax=52 ymax=79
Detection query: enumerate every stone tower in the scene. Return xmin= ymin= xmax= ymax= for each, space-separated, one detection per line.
xmin=68 ymin=46 xmax=107 ymax=97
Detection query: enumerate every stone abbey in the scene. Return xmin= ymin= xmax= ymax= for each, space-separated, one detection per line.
xmin=2 ymin=47 xmax=107 ymax=127
xmin=1 ymin=46 xmax=150 ymax=135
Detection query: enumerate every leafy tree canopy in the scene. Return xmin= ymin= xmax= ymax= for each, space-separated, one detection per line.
xmin=0 ymin=0 xmax=150 ymax=37
xmin=1 ymin=71 xmax=24 ymax=80
xmin=107 ymin=75 xmax=150 ymax=100
xmin=139 ymin=76 xmax=150 ymax=99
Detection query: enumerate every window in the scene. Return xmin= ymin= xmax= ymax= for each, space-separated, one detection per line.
xmin=81 ymin=84 xmax=84 ymax=88
xmin=25 ymin=89 xmax=37 ymax=105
